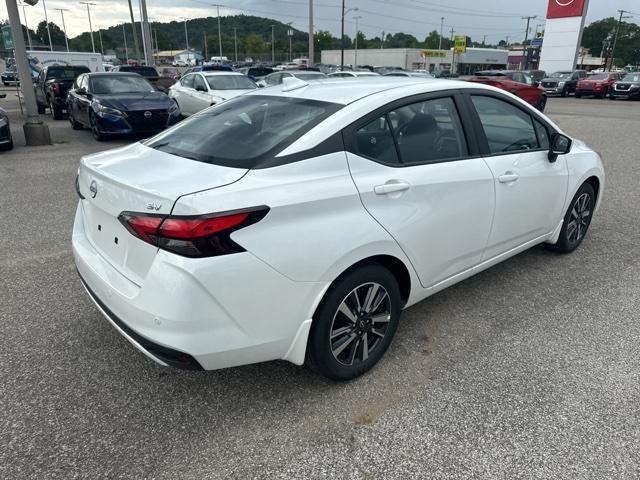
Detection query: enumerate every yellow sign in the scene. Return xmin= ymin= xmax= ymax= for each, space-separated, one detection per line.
xmin=421 ymin=49 xmax=447 ymax=58
xmin=454 ymin=35 xmax=467 ymax=54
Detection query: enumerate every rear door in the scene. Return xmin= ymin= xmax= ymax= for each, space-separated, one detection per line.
xmin=175 ymin=74 xmax=196 ymax=115
xmin=191 ymin=74 xmax=211 ymax=112
xmin=346 ymin=93 xmax=495 ymax=288
xmin=75 ymin=75 xmax=92 ymax=124
xmin=467 ymin=93 xmax=568 ymax=259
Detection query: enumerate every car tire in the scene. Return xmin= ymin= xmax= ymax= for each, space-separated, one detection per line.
xmin=575 ymin=93 xmax=582 ymax=98
xmin=547 ymin=182 xmax=596 ymax=254
xmin=69 ymin=109 xmax=83 ymax=130
xmin=306 ymin=264 xmax=402 ymax=381
xmin=0 ymin=137 xmax=13 ymax=151
xmin=89 ymin=112 xmax=107 ymax=141
xmin=536 ymin=95 xmax=547 ymax=112
xmin=37 ymin=104 xmax=46 ymax=114
xmin=49 ymin=98 xmax=63 ymax=120
xmin=560 ymin=87 xmax=568 ymax=98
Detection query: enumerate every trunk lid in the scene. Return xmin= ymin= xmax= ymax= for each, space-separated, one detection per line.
xmin=77 ymin=142 xmax=248 ymax=284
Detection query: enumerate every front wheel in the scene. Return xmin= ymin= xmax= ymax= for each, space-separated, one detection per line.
xmin=89 ymin=112 xmax=107 ymax=141
xmin=37 ymin=104 xmax=46 ymax=114
xmin=560 ymin=87 xmax=568 ymax=98
xmin=547 ymin=182 xmax=596 ymax=254
xmin=536 ymin=95 xmax=547 ymax=112
xmin=575 ymin=92 xmax=582 ymax=98
xmin=306 ymin=264 xmax=402 ymax=381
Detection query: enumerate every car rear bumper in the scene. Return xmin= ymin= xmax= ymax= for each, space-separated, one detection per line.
xmin=72 ymin=203 xmax=325 ymax=371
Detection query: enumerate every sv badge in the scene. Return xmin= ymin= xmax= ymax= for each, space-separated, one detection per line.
xmin=146 ymin=202 xmax=162 ymax=211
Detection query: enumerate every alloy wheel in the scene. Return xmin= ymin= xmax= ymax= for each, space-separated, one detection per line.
xmin=566 ymin=192 xmax=592 ymax=244
xmin=329 ymin=282 xmax=392 ymax=366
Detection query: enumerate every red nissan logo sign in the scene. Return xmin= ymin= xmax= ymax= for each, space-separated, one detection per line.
xmin=547 ymin=0 xmax=587 ymax=18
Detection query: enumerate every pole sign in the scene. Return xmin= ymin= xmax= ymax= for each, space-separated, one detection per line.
xmin=2 ymin=26 xmax=13 ymax=50
xmin=421 ymin=49 xmax=446 ymax=58
xmin=454 ymin=35 xmax=467 ymax=54
xmin=547 ymin=0 xmax=587 ymax=19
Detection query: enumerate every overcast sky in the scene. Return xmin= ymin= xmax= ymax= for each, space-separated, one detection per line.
xmin=7 ymin=0 xmax=640 ymax=43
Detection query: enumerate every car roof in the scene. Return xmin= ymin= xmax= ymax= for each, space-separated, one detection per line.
xmin=85 ymin=72 xmax=144 ymax=77
xmin=247 ymin=77 xmax=461 ymax=105
xmin=200 ymin=71 xmax=244 ymax=77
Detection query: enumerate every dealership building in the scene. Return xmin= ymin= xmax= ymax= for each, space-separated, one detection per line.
xmin=320 ymin=47 xmax=509 ymax=73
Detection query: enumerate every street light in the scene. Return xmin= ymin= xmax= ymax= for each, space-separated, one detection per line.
xmin=122 ymin=22 xmax=129 ymax=62
xmin=437 ymin=16 xmax=444 ymax=72
xmin=41 ymin=0 xmax=53 ymax=51
xmin=271 ymin=25 xmax=275 ymax=64
xmin=18 ymin=2 xmax=33 ymax=50
xmin=54 ymin=8 xmax=69 ymax=52
xmin=353 ymin=15 xmax=361 ymax=69
xmin=79 ymin=2 xmax=96 ymax=53
xmin=340 ymin=2 xmax=358 ymax=70
xmin=97 ymin=26 xmax=104 ymax=55
xmin=287 ymin=22 xmax=293 ymax=62
xmin=182 ymin=17 xmax=190 ymax=64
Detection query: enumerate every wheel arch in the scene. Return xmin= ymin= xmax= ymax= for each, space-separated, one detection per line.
xmin=584 ymin=175 xmax=600 ymax=204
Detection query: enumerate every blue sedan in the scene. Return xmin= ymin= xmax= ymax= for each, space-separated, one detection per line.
xmin=67 ymin=72 xmax=181 ymax=141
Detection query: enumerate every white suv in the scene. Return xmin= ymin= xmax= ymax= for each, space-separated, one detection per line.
xmin=73 ymin=77 xmax=604 ymax=380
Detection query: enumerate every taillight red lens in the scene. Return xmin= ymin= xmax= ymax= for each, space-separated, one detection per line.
xmin=53 ymin=83 xmax=60 ymax=94
xmin=118 ymin=207 xmax=268 ymax=258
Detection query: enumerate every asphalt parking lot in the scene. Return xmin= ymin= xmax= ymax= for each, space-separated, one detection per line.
xmin=1 ymin=90 xmax=639 ymax=479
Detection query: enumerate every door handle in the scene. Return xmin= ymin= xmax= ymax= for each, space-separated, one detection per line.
xmin=374 ymin=181 xmax=411 ymax=195
xmin=498 ymin=172 xmax=519 ymax=183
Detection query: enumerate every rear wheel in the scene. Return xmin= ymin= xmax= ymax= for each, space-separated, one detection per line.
xmin=37 ymin=104 xmax=46 ymax=114
xmin=306 ymin=264 xmax=402 ymax=381
xmin=560 ymin=86 xmax=568 ymax=98
xmin=575 ymin=92 xmax=582 ymax=98
xmin=49 ymin=97 xmax=63 ymax=120
xmin=547 ymin=182 xmax=595 ymax=254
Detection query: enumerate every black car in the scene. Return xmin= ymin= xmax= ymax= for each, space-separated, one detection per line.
xmin=34 ymin=65 xmax=91 ymax=119
xmin=1 ymin=66 xmax=19 ymax=86
xmin=67 ymin=72 xmax=181 ymax=141
xmin=610 ymin=73 xmax=640 ymax=100
xmin=540 ymin=70 xmax=587 ymax=97
xmin=0 ymin=93 xmax=13 ymax=150
xmin=111 ymin=65 xmax=160 ymax=86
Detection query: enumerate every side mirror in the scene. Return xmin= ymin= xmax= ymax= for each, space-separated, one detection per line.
xmin=156 ymin=86 xmax=167 ymax=93
xmin=549 ymin=133 xmax=572 ymax=163
xmin=76 ymin=87 xmax=87 ymax=96
xmin=195 ymin=84 xmax=207 ymax=92
xmin=533 ymin=81 xmax=540 ymax=87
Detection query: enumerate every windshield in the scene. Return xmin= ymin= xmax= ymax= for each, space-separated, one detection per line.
xmin=622 ymin=74 xmax=640 ymax=82
xmin=90 ymin=75 xmax=155 ymax=94
xmin=206 ymin=75 xmax=257 ymax=90
xmin=550 ymin=72 xmax=572 ymax=79
xmin=145 ymin=95 xmax=341 ymax=168
xmin=295 ymin=72 xmax=327 ymax=80
xmin=119 ymin=66 xmax=158 ymax=77
xmin=587 ymin=74 xmax=609 ymax=80
xmin=47 ymin=66 xmax=90 ymax=79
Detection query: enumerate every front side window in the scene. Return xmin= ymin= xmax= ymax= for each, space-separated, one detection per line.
xmin=145 ymin=95 xmax=341 ymax=168
xmin=471 ymin=95 xmax=540 ymax=154
xmin=389 ymin=97 xmax=468 ymax=164
xmin=206 ymin=75 xmax=256 ymax=90
xmin=193 ymin=75 xmax=207 ymax=91
xmin=181 ymin=74 xmax=195 ymax=88
xmin=355 ymin=116 xmax=400 ymax=165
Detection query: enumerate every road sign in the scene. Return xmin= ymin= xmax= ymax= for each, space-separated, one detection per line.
xmin=454 ymin=35 xmax=466 ymax=54
xmin=530 ymin=37 xmax=543 ymax=48
xmin=421 ymin=49 xmax=447 ymax=58
xmin=2 ymin=26 xmax=13 ymax=50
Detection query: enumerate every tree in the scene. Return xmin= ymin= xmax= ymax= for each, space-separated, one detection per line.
xmin=582 ymin=17 xmax=640 ymax=65
xmin=36 ymin=21 xmax=67 ymax=48
xmin=244 ymin=33 xmax=265 ymax=54
xmin=315 ymin=30 xmax=335 ymax=51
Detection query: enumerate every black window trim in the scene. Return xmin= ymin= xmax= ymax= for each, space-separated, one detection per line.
xmin=342 ymin=89 xmax=482 ymax=168
xmin=460 ymin=88 xmax=558 ymax=158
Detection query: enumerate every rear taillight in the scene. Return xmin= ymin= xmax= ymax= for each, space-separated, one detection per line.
xmin=118 ymin=207 xmax=269 ymax=258
xmin=53 ymin=83 xmax=60 ymax=94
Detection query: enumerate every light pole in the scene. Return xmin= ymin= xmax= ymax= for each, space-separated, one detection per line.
xmin=18 ymin=2 xmax=32 ymax=50
xmin=233 ymin=27 xmax=238 ymax=62
xmin=97 ymin=27 xmax=104 ymax=55
xmin=80 ymin=2 xmax=96 ymax=53
xmin=308 ymin=0 xmax=314 ymax=66
xmin=340 ymin=2 xmax=358 ymax=70
xmin=126 ymin=0 xmax=140 ymax=61
xmin=138 ymin=0 xmax=153 ymax=65
xmin=353 ymin=15 xmax=361 ymax=69
xmin=271 ymin=25 xmax=275 ymax=64
xmin=41 ymin=0 xmax=53 ymax=51
xmin=182 ymin=17 xmax=190 ymax=64
xmin=217 ymin=4 xmax=223 ymax=60
xmin=287 ymin=22 xmax=293 ymax=62
xmin=122 ymin=22 xmax=129 ymax=62
xmin=521 ymin=15 xmax=536 ymax=70
xmin=55 ymin=8 xmax=69 ymax=52
xmin=437 ymin=16 xmax=444 ymax=72
xmin=609 ymin=10 xmax=632 ymax=71
xmin=6 ymin=0 xmax=50 ymax=145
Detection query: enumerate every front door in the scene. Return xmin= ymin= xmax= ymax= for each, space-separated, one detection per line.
xmin=468 ymin=94 xmax=568 ymax=260
xmin=346 ymin=95 xmax=495 ymax=288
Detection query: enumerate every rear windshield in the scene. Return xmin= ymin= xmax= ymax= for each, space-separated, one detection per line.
xmin=90 ymin=75 xmax=155 ymax=94
xmin=249 ymin=68 xmax=274 ymax=76
xmin=588 ymin=74 xmax=609 ymax=80
xmin=119 ymin=66 xmax=158 ymax=77
xmin=206 ymin=75 xmax=257 ymax=90
xmin=550 ymin=72 xmax=571 ymax=79
xmin=295 ymin=72 xmax=327 ymax=81
xmin=145 ymin=95 xmax=341 ymax=168
xmin=47 ymin=66 xmax=90 ymax=79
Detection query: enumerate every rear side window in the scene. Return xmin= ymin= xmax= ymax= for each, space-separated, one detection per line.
xmin=389 ymin=97 xmax=467 ymax=164
xmin=181 ymin=74 xmax=195 ymax=88
xmin=355 ymin=116 xmax=400 ymax=165
xmin=47 ymin=66 xmax=90 ymax=79
xmin=471 ymin=96 xmax=540 ymax=154
xmin=145 ymin=95 xmax=342 ymax=168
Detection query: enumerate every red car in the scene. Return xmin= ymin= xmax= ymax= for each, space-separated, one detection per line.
xmin=467 ymin=70 xmax=547 ymax=111
xmin=575 ymin=72 xmax=621 ymax=99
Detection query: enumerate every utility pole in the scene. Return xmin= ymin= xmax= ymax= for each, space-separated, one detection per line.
xmin=183 ymin=17 xmax=190 ymax=64
xmin=154 ymin=29 xmax=159 ymax=63
xmin=126 ymin=0 xmax=140 ymax=61
xmin=449 ymin=26 xmax=455 ymax=42
xmin=271 ymin=25 xmax=275 ymax=64
xmin=6 ymin=0 xmax=50 ymax=145
xmin=353 ymin=15 xmax=361 ymax=69
xmin=449 ymin=27 xmax=455 ymax=73
xmin=233 ymin=27 xmax=238 ymax=62
xmin=308 ymin=0 xmax=314 ymax=66
xmin=80 ymin=2 xmax=96 ymax=53
xmin=55 ymin=8 xmax=70 ymax=52
xmin=287 ymin=22 xmax=293 ymax=62
xmin=122 ymin=23 xmax=129 ymax=62
xmin=609 ymin=10 xmax=632 ymax=71
xmin=482 ymin=35 xmax=486 ymax=46
xmin=18 ymin=2 xmax=32 ymax=50
xmin=98 ymin=27 xmax=104 ymax=55
xmin=41 ymin=0 xmax=53 ymax=51
xmin=211 ymin=4 xmax=223 ymax=60
xmin=139 ymin=0 xmax=154 ymax=65
xmin=521 ymin=15 xmax=536 ymax=70
xmin=204 ymin=31 xmax=207 ymax=61
xmin=340 ymin=2 xmax=358 ymax=70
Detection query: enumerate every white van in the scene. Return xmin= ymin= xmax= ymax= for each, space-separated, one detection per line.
xmin=27 ymin=51 xmax=104 ymax=79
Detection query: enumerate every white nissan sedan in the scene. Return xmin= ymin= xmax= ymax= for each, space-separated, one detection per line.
xmin=73 ymin=77 xmax=604 ymax=380
xmin=168 ymin=71 xmax=257 ymax=116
